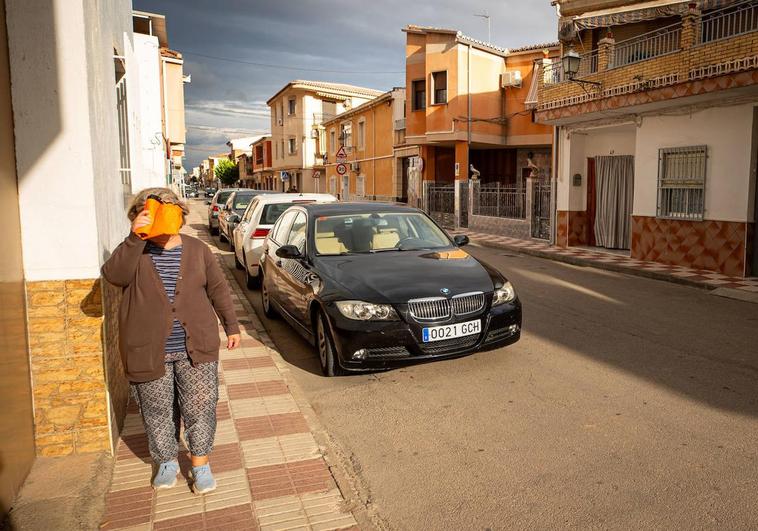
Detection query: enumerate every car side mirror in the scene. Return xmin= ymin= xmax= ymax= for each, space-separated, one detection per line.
xmin=229 ymin=213 xmax=240 ymax=223
xmin=275 ymin=245 xmax=302 ymax=260
xmin=453 ymin=234 xmax=469 ymax=247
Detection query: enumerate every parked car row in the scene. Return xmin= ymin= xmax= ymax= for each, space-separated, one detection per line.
xmin=207 ymin=190 xmax=522 ymax=377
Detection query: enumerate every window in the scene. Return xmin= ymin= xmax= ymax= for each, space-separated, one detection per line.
xmin=281 ymin=140 xmax=285 ymax=158
xmin=412 ymin=79 xmax=426 ymax=111
xmin=288 ymin=137 xmax=297 ymax=155
xmin=432 ymin=71 xmax=447 ymax=104
xmin=357 ymin=120 xmax=365 ymax=150
xmin=272 ymin=210 xmax=297 ymax=243
xmin=114 ymin=57 xmax=131 ymax=192
xmin=275 ymin=142 xmax=279 ymax=160
xmin=242 ymin=198 xmax=258 ymax=222
xmin=340 ymin=122 xmax=352 ymax=148
xmin=356 ymin=175 xmax=365 ymax=197
xmin=330 ymin=129 xmax=336 ymax=153
xmin=261 ymin=202 xmax=295 ymax=225
xmin=288 ymin=97 xmax=296 ymax=115
xmin=287 ymin=212 xmax=307 ymax=253
xmin=657 ymin=146 xmax=707 ymax=220
xmin=329 ymin=176 xmax=337 ymax=195
xmin=280 ymin=101 xmax=284 ymax=122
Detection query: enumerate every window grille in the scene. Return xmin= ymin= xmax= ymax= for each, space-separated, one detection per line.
xmin=657 ymin=146 xmax=707 ymax=220
xmin=356 ymin=175 xmax=365 ymax=197
xmin=115 ymin=68 xmax=131 ymax=192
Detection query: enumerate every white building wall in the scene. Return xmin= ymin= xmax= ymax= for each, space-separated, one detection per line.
xmin=133 ymin=33 xmax=165 ymax=191
xmin=7 ymin=0 xmax=136 ymax=280
xmin=557 ymin=123 xmax=637 ymax=212
xmin=634 ymin=104 xmax=755 ymax=221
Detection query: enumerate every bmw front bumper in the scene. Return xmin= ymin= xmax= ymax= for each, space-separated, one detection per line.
xmin=322 ymin=298 xmax=522 ymax=371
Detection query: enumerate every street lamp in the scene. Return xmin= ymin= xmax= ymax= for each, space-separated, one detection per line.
xmin=561 ymin=48 xmax=601 ymax=87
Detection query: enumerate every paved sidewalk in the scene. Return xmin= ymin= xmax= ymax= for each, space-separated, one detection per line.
xmin=454 ymin=229 xmax=758 ymax=293
xmin=99 ymin=213 xmax=358 ymax=531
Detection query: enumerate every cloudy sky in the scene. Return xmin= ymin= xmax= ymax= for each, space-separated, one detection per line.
xmin=132 ymin=0 xmax=559 ymax=170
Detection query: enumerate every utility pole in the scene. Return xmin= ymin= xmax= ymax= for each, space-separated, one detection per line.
xmin=474 ymin=10 xmax=490 ymax=44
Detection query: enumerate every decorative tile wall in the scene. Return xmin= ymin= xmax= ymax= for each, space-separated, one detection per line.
xmin=631 ymin=216 xmax=747 ymax=277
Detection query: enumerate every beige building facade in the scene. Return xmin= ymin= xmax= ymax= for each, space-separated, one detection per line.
xmin=267 ymin=80 xmax=383 ymax=193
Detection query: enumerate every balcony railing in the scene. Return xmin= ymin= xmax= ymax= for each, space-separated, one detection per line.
xmin=700 ymin=0 xmax=758 ymax=43
xmin=543 ymin=49 xmax=598 ymax=85
xmin=610 ymin=23 xmax=681 ymax=68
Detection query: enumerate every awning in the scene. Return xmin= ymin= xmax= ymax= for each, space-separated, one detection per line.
xmin=563 ymin=0 xmax=742 ymax=31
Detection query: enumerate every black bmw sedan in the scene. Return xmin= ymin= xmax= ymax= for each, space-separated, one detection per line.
xmin=259 ymin=202 xmax=522 ymax=376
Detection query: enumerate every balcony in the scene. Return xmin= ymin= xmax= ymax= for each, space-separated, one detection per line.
xmin=537 ymin=1 xmax=758 ymax=121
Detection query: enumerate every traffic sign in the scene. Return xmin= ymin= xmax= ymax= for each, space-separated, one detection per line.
xmin=336 ymin=163 xmax=347 ymax=176
xmin=335 ymin=146 xmax=347 ymax=161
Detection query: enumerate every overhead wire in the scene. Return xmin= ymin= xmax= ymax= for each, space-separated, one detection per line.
xmin=182 ymin=51 xmax=404 ymax=75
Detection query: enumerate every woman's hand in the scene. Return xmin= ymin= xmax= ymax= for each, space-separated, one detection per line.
xmin=131 ymin=210 xmax=152 ymax=234
xmin=227 ymin=334 xmax=241 ymax=350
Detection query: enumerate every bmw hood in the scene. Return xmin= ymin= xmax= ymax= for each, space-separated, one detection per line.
xmin=315 ymin=248 xmax=501 ymax=303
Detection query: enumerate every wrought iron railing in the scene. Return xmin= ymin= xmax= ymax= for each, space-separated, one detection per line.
xmin=700 ymin=0 xmax=758 ymax=43
xmin=542 ymin=49 xmax=598 ymax=85
xmin=472 ymin=184 xmax=526 ymax=220
xmin=611 ymin=23 xmax=682 ymax=68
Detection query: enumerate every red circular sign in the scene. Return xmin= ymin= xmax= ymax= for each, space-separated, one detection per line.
xmin=336 ymin=163 xmax=347 ymax=176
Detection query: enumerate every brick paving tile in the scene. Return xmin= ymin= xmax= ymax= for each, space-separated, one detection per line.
xmin=209 ymin=442 xmax=244 ymax=474
xmin=246 ymin=459 xmax=333 ymax=501
xmin=222 ymin=358 xmax=251 ymax=371
xmin=118 ymin=433 xmax=151 ymax=461
xmin=227 ymin=381 xmax=289 ymax=401
xmin=153 ymin=513 xmax=205 ymax=530
xmin=205 ymin=504 xmax=259 ymax=531
xmin=100 ymin=486 xmax=154 ymax=530
xmin=235 ymin=413 xmax=310 ymax=441
xmin=216 ymin=401 xmax=232 ymax=421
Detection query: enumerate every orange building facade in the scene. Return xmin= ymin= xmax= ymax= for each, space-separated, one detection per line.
xmin=320 ymin=88 xmax=406 ymax=201
xmin=251 ymin=136 xmax=274 ymax=190
xmin=402 ymin=25 xmax=559 ymax=195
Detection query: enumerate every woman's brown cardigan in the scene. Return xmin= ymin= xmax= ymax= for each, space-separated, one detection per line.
xmin=102 ymin=232 xmax=240 ymax=382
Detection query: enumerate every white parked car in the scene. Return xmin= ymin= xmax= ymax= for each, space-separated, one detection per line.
xmin=233 ymin=193 xmax=337 ymax=288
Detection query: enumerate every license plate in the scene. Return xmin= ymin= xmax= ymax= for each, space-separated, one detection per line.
xmin=422 ymin=319 xmax=481 ymax=343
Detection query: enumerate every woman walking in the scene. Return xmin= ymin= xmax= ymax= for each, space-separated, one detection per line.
xmin=102 ymin=187 xmax=240 ymax=493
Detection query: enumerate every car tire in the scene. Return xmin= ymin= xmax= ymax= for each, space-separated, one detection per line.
xmin=234 ymin=251 xmax=244 ymax=270
xmin=245 ymin=257 xmax=260 ymax=290
xmin=316 ymin=310 xmax=344 ymax=377
xmin=260 ymin=272 xmax=278 ymax=319
xmin=210 ymin=224 xmax=219 ymax=236
xmin=219 ymin=230 xmax=227 ymax=243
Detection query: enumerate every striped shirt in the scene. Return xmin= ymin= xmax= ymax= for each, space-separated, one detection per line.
xmin=147 ymin=243 xmax=187 ymax=356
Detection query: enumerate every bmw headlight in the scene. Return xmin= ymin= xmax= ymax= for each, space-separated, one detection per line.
xmin=492 ymin=282 xmax=516 ymax=306
xmin=335 ymin=301 xmax=398 ymax=321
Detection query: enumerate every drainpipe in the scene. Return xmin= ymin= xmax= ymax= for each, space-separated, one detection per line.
xmin=467 ymin=44 xmax=472 ymax=148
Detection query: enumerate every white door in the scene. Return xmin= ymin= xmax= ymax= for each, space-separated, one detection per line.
xmin=341 ymin=175 xmax=349 ymax=201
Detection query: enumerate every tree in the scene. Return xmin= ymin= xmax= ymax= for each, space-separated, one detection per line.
xmin=215 ymin=159 xmax=239 ymax=186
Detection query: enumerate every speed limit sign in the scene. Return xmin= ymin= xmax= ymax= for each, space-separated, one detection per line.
xmin=336 ymin=163 xmax=347 ymax=176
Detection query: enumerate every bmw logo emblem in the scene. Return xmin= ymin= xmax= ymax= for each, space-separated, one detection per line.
xmin=440 ymin=288 xmax=450 ymax=295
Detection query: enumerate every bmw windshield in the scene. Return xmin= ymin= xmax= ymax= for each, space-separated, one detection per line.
xmin=314 ymin=212 xmax=453 ymax=255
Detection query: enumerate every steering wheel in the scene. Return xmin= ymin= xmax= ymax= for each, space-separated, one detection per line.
xmin=395 ymin=236 xmax=419 ymax=249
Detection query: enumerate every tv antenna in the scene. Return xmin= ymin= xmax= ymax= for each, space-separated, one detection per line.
xmin=474 ymin=10 xmax=491 ymax=44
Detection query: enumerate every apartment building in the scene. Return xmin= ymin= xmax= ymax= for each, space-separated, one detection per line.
xmin=537 ymin=0 xmax=758 ymax=277
xmin=132 ymin=10 xmax=188 ymax=192
xmin=267 ymin=80 xmax=384 ymax=193
xmin=251 ymin=135 xmax=274 ymax=190
xmin=402 ymin=25 xmax=560 ymax=234
xmin=320 ymin=88 xmax=406 ymax=201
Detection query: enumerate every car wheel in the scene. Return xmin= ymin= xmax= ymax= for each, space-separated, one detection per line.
xmin=260 ymin=273 xmax=277 ymax=319
xmin=234 ymin=250 xmax=244 ymax=270
xmin=316 ymin=311 xmax=344 ymax=377
xmin=245 ymin=257 xmax=260 ymax=290
xmin=210 ymin=224 xmax=219 ymax=236
xmin=219 ymin=230 xmax=226 ymax=243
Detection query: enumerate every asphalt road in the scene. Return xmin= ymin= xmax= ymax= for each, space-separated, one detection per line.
xmin=207 ymin=216 xmax=758 ymax=530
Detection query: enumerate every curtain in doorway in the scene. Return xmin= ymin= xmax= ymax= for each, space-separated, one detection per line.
xmin=594 ymin=155 xmax=634 ymax=249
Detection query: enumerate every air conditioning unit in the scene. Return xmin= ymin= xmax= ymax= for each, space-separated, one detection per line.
xmin=351 ymin=162 xmax=360 ymax=172
xmin=501 ymin=70 xmax=522 ymax=88
xmin=277 ymin=118 xmax=283 ymax=126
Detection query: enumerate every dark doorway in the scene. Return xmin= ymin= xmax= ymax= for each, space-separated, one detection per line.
xmin=470 ymin=149 xmax=517 ymax=184
xmin=434 ymin=147 xmax=455 ymax=183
